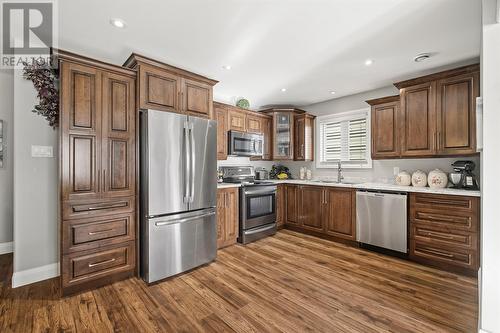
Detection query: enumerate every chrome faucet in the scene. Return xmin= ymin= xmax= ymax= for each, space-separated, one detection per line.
xmin=337 ymin=160 xmax=344 ymax=183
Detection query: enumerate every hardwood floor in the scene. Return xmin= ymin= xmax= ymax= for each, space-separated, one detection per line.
xmin=0 ymin=230 xmax=478 ymax=332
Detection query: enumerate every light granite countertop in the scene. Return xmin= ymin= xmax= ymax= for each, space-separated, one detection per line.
xmin=265 ymin=179 xmax=481 ymax=197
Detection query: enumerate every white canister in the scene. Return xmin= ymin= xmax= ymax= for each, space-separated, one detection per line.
xmin=395 ymin=171 xmax=411 ymax=186
xmin=299 ymin=167 xmax=305 ymax=180
xmin=428 ymin=169 xmax=448 ymax=188
xmin=306 ymin=169 xmax=312 ymax=180
xmin=411 ymin=170 xmax=428 ymax=187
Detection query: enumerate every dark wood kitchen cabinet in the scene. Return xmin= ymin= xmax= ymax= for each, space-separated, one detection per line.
xmin=294 ymin=114 xmax=315 ymax=161
xmin=285 ymin=184 xmax=299 ymax=225
xmin=58 ymin=50 xmax=137 ymax=295
xmin=436 ymin=71 xmax=479 ymax=155
xmin=284 ymin=184 xmax=356 ymax=242
xmin=323 ymin=188 xmax=356 ymax=241
xmin=392 ymin=64 xmax=479 ymax=158
xmin=276 ymin=184 xmax=285 ymax=228
xmin=123 ymin=53 xmax=217 ymax=119
xmin=399 ymin=81 xmax=437 ymax=157
xmin=215 ymin=104 xmax=228 ymax=160
xmin=409 ymin=193 xmax=480 ymax=274
xmin=299 ymin=186 xmax=324 ymax=232
xmin=366 ymin=95 xmax=401 ymax=159
xmin=217 ymin=187 xmax=239 ymax=249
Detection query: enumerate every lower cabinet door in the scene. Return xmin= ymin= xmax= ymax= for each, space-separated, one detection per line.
xmin=217 ymin=188 xmax=239 ymax=249
xmin=62 ymin=241 xmax=135 ymax=291
xmin=323 ymin=188 xmax=356 ymax=240
xmin=285 ymin=185 xmax=299 ymax=225
xmin=276 ymin=185 xmax=285 ymax=228
xmin=299 ymin=186 xmax=324 ymax=231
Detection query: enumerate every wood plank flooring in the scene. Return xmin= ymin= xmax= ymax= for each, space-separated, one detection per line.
xmin=0 ymin=230 xmax=478 ymax=332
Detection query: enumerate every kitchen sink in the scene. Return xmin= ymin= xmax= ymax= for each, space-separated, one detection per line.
xmin=311 ymin=180 xmax=358 ymax=185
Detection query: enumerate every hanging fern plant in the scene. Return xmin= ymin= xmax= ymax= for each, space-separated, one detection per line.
xmin=22 ymin=60 xmax=59 ymax=129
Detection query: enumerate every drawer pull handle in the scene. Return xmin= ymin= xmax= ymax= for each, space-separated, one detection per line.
xmin=419 ymin=213 xmax=457 ymax=222
xmin=88 ymin=229 xmax=114 ymax=236
xmin=88 ymin=258 xmax=116 ymax=268
xmin=423 ymin=248 xmax=454 ymax=258
xmin=424 ymin=231 xmax=456 ymax=240
xmin=73 ymin=202 xmax=128 ymax=212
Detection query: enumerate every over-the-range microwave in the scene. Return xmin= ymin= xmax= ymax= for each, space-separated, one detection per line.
xmin=228 ymin=130 xmax=264 ymax=157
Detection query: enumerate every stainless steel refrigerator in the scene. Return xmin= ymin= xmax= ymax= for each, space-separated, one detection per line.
xmin=140 ymin=109 xmax=217 ymax=283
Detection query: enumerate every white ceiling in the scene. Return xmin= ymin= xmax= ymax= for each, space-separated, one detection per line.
xmin=59 ymin=0 xmax=481 ymax=109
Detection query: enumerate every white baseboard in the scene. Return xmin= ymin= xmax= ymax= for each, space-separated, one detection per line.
xmin=11 ymin=262 xmax=60 ymax=288
xmin=0 ymin=242 xmax=13 ymax=255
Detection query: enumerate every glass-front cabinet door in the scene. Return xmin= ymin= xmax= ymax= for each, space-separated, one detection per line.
xmin=273 ymin=112 xmax=294 ymax=160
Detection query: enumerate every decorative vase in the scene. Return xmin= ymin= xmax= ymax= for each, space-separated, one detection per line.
xmin=411 ymin=170 xmax=428 ymax=187
xmin=236 ymin=98 xmax=250 ymax=109
xmin=395 ymin=171 xmax=411 ymax=186
xmin=428 ymin=169 xmax=448 ymax=188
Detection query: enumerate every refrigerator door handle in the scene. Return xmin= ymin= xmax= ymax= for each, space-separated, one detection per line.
xmin=154 ymin=211 xmax=216 ymax=227
xmin=184 ymin=121 xmax=190 ymax=204
xmin=189 ymin=122 xmax=195 ymax=203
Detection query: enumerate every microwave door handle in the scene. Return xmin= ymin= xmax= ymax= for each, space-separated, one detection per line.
xmin=184 ymin=121 xmax=190 ymax=204
xmin=189 ymin=122 xmax=195 ymax=203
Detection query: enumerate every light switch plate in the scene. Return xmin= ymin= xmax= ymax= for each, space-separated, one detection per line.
xmin=393 ymin=167 xmax=400 ymax=176
xmin=31 ymin=145 xmax=53 ymax=158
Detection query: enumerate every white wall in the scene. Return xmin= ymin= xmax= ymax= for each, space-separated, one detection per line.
xmin=12 ymin=70 xmax=59 ymax=287
xmin=480 ymin=0 xmax=500 ymax=332
xmin=278 ymin=85 xmax=480 ymax=183
xmin=0 ymin=70 xmax=14 ymax=253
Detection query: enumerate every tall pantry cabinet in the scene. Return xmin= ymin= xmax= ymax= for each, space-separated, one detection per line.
xmin=58 ymin=50 xmax=137 ymax=295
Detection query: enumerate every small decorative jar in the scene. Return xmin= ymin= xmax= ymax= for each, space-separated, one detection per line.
xmin=411 ymin=170 xmax=428 ymax=187
xmin=395 ymin=171 xmax=411 ymax=186
xmin=428 ymin=169 xmax=448 ymax=188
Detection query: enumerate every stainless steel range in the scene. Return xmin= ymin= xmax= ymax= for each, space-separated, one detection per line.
xmin=220 ymin=166 xmax=277 ymax=244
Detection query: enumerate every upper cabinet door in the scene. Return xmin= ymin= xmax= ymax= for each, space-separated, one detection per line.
xmin=294 ymin=116 xmax=305 ymax=160
xmin=101 ymin=72 xmax=136 ymax=198
xmin=60 ymin=61 xmax=102 ymax=201
xmin=400 ymin=82 xmax=437 ymax=157
xmin=273 ymin=112 xmax=294 ymax=160
xmin=215 ymin=106 xmax=228 ymax=160
xmin=228 ymin=110 xmax=247 ymax=132
xmin=246 ymin=115 xmax=262 ymax=134
xmin=139 ymin=64 xmax=180 ymax=113
xmin=181 ymin=78 xmax=213 ymax=118
xmin=262 ymin=117 xmax=273 ymax=160
xmin=371 ymin=100 xmax=400 ymax=159
xmin=436 ymin=72 xmax=479 ymax=155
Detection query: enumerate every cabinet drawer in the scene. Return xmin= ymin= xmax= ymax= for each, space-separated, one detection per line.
xmin=411 ymin=210 xmax=477 ymax=232
xmin=411 ymin=193 xmax=478 ymax=212
xmin=63 ymin=196 xmax=134 ymax=219
xmin=411 ymin=224 xmax=477 ymax=251
xmin=62 ymin=213 xmax=135 ymax=254
xmin=62 ymin=242 xmax=135 ymax=288
xmin=411 ymin=240 xmax=478 ymax=270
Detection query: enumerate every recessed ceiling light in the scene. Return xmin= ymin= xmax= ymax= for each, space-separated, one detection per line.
xmin=281 ymin=88 xmax=287 ymax=92
xmin=364 ymin=59 xmax=373 ymax=66
xmin=413 ymin=53 xmax=433 ymax=62
xmin=222 ymin=65 xmax=232 ymax=70
xmin=330 ymin=91 xmax=336 ymax=95
xmin=110 ymin=18 xmax=126 ymax=28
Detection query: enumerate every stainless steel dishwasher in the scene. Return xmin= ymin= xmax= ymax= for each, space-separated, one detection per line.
xmin=356 ymin=190 xmax=408 ymax=253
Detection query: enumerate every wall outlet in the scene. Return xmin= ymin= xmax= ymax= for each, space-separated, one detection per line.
xmin=31 ymin=145 xmax=53 ymax=158
xmin=393 ymin=167 xmax=400 ymax=176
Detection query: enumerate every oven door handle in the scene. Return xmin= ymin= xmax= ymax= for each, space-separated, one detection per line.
xmin=244 ymin=189 xmax=276 ymax=196
xmin=244 ymin=223 xmax=276 ymax=235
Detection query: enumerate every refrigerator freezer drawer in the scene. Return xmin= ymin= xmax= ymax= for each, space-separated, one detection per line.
xmin=142 ymin=208 xmax=217 ymax=283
